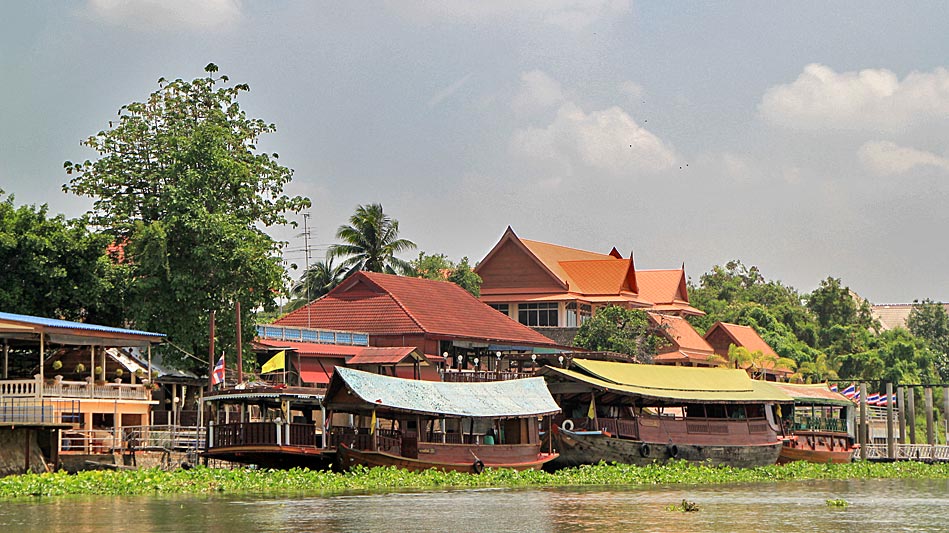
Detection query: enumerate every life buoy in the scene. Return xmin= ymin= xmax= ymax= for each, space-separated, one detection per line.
xmin=640 ymin=443 xmax=651 ymax=458
xmin=561 ymin=420 xmax=574 ymax=431
xmin=667 ymin=444 xmax=679 ymax=459
xmin=472 ymin=459 xmax=485 ymax=474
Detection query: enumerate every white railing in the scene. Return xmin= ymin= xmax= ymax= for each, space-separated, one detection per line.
xmin=61 ymin=425 xmax=205 ymax=454
xmin=863 ymin=443 xmax=949 ymax=461
xmin=0 ymin=379 xmax=40 ymax=398
xmin=43 ymin=380 xmax=151 ymax=401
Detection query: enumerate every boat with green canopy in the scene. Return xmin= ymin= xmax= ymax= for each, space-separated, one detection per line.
xmin=538 ymin=359 xmax=793 ymax=468
xmin=325 ymin=367 xmax=560 ymax=473
xmin=767 ymin=382 xmax=857 ymax=463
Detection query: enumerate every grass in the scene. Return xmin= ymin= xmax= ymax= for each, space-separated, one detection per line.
xmin=2 ymin=460 xmax=949 ymax=499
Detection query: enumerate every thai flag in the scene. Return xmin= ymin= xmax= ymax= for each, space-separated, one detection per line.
xmin=211 ymin=355 xmax=226 ymax=386
xmin=867 ymin=393 xmax=880 ymax=405
xmin=842 ymin=383 xmax=856 ymax=398
xmin=830 ymin=384 xmax=839 ymax=392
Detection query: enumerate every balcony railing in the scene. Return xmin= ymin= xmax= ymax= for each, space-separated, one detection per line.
xmin=440 ymin=370 xmax=534 ymax=382
xmin=1 ymin=376 xmax=151 ymax=401
xmin=0 ymin=397 xmax=74 ymax=425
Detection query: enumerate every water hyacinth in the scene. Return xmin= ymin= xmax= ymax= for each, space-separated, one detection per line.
xmin=1 ymin=461 xmax=949 ymax=499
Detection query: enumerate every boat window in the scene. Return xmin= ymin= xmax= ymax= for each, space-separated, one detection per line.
xmin=704 ymin=405 xmax=726 ymax=418
xmin=727 ymin=405 xmax=747 ymax=419
xmin=745 ymin=404 xmax=764 ymax=419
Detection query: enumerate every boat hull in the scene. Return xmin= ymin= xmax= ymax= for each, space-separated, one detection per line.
xmin=337 ymin=443 xmax=558 ymax=473
xmin=551 ymin=427 xmax=783 ymax=468
xmin=202 ymin=444 xmax=333 ymax=469
xmin=777 ymin=432 xmax=855 ymax=464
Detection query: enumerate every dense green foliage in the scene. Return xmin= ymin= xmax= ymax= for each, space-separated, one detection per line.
xmin=0 ymin=191 xmax=124 ymax=324
xmin=573 ymin=306 xmax=662 ymax=361
xmin=3 ymin=462 xmax=949 ymax=499
xmin=407 ymin=252 xmax=483 ymax=296
xmin=63 ymin=64 xmax=309 ymax=372
xmin=329 ymin=203 xmax=416 ymax=276
xmin=907 ymin=299 xmax=949 ymax=381
xmin=289 ymin=257 xmax=346 ymax=309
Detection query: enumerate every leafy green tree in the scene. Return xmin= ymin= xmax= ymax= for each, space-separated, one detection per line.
xmin=63 ymin=64 xmax=310 ymax=372
xmin=793 ymin=353 xmax=839 ymax=383
xmin=907 ymin=299 xmax=949 ymax=380
xmin=407 ymin=252 xmax=482 ymax=296
xmin=0 ymin=191 xmax=123 ymax=323
xmin=573 ymin=306 xmax=662 ymax=361
xmin=329 ymin=203 xmax=416 ymax=276
xmin=837 ymin=329 xmax=937 ymax=385
xmin=290 ymin=257 xmax=346 ymax=303
xmin=806 ymin=277 xmax=876 ymax=331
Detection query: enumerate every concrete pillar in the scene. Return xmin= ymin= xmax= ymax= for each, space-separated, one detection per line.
xmin=898 ymin=386 xmax=906 ymax=444
xmin=925 ymin=387 xmax=935 ymax=445
xmin=859 ymin=382 xmax=868 ymax=460
xmin=908 ymin=387 xmax=917 ymax=444
xmin=886 ymin=382 xmax=895 ymax=459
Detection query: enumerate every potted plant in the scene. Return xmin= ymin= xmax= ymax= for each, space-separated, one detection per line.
xmin=75 ymin=363 xmax=85 ymax=374
xmin=52 ymin=360 xmax=62 ymax=371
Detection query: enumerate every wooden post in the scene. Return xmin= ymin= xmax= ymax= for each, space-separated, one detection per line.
xmin=208 ymin=310 xmax=216 ymax=390
xmin=235 ymin=302 xmax=243 ymax=384
xmin=886 ymin=382 xmax=895 ymax=459
xmin=898 ymin=386 xmax=906 ymax=444
xmin=4 ymin=343 xmax=8 ymax=379
xmin=38 ymin=334 xmax=44 ymax=386
xmin=859 ymin=382 xmax=867 ymax=460
xmin=908 ymin=387 xmax=917 ymax=444
xmin=944 ymin=386 xmax=949 ymax=446
xmin=925 ymin=387 xmax=935 ymax=445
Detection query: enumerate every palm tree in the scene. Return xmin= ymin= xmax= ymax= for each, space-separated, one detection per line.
xmin=291 ymin=257 xmax=346 ymax=302
xmin=793 ymin=353 xmax=839 ymax=384
xmin=329 ymin=203 xmax=416 ymax=276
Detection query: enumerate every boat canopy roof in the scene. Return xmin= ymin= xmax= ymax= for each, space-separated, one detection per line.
xmin=764 ymin=382 xmax=853 ymax=407
xmin=325 ymin=367 xmax=560 ymax=418
xmin=539 ymin=359 xmax=792 ymax=404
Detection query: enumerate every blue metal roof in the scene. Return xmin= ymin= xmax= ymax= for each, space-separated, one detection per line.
xmin=0 ymin=311 xmax=165 ymax=339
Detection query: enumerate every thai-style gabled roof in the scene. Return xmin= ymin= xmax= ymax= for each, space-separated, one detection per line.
xmin=324 ymin=367 xmax=561 ymax=418
xmin=705 ymin=322 xmax=778 ymax=357
xmin=765 ymin=382 xmax=853 ymax=407
xmin=275 ymin=271 xmax=560 ymax=348
xmin=539 ymin=359 xmax=792 ymax=404
xmin=474 ymin=227 xmax=700 ymax=312
xmin=648 ymin=313 xmax=715 ymax=354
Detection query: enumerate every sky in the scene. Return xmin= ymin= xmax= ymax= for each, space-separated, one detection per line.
xmin=2 ymin=1 xmax=949 ymax=304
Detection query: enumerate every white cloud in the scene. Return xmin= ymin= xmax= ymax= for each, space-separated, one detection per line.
xmin=858 ymin=140 xmax=949 ymax=175
xmin=512 ymin=70 xmax=565 ymax=115
xmin=86 ymin=0 xmax=241 ymax=31
xmin=759 ymin=63 xmax=949 ymax=132
xmin=385 ymin=0 xmax=631 ymax=31
xmin=512 ymin=101 xmax=677 ymax=176
xmin=619 ymin=80 xmax=645 ymax=101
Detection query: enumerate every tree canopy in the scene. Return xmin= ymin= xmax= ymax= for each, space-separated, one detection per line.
xmin=573 ymin=306 xmax=663 ymax=361
xmin=329 ymin=203 xmax=416 ymax=276
xmin=0 ymin=191 xmax=123 ymax=324
xmin=63 ymin=64 xmax=310 ymax=372
xmin=406 ymin=252 xmax=483 ymax=296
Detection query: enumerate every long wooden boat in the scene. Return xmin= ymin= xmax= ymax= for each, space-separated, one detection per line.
xmin=769 ymin=382 xmax=857 ymax=464
xmin=539 ymin=359 xmax=793 ymax=468
xmin=337 ymin=442 xmax=557 ymax=473
xmin=325 ymin=367 xmax=560 ymax=473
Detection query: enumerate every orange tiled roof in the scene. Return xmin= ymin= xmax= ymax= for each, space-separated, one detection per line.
xmin=275 ymin=272 xmax=559 ymax=347
xmin=348 ymin=347 xmax=422 ymax=365
xmin=559 ymin=259 xmax=634 ymax=295
xmin=648 ymin=313 xmax=715 ymax=353
xmin=706 ymin=322 xmax=778 ymax=357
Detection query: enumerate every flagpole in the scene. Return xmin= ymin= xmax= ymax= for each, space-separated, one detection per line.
xmin=208 ymin=310 xmax=216 ymax=391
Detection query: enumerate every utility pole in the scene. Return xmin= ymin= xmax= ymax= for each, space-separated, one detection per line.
xmin=303 ymin=212 xmax=312 ymax=329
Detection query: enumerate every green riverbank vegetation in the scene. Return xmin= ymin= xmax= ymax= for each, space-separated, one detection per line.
xmin=3 ymin=461 xmax=949 ymax=499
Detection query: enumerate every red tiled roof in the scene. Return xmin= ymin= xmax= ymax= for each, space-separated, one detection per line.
xmin=520 ymin=238 xmax=613 ymax=285
xmin=275 ymin=272 xmax=559 ymax=347
xmin=706 ymin=322 xmax=778 ymax=357
xmin=636 ymin=269 xmax=684 ymax=305
xmin=648 ymin=313 xmax=715 ymax=353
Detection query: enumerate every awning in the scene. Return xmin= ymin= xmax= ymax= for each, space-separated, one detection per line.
xmin=765 ymin=382 xmax=854 ymax=407
xmin=347 ymin=347 xmax=429 ymax=366
xmin=539 ymin=359 xmax=792 ymax=404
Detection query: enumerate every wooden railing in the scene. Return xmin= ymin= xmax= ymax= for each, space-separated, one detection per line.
xmin=440 ymin=370 xmax=534 ymax=382
xmin=207 ymin=421 xmax=318 ymax=449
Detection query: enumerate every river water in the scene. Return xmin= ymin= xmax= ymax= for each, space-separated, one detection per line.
xmin=2 ymin=479 xmax=947 ymax=532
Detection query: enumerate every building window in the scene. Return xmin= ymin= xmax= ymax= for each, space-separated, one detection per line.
xmin=488 ymin=303 xmax=510 ymax=316
xmin=518 ymin=303 xmax=558 ymax=327
xmin=566 ymin=302 xmax=593 ymax=327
